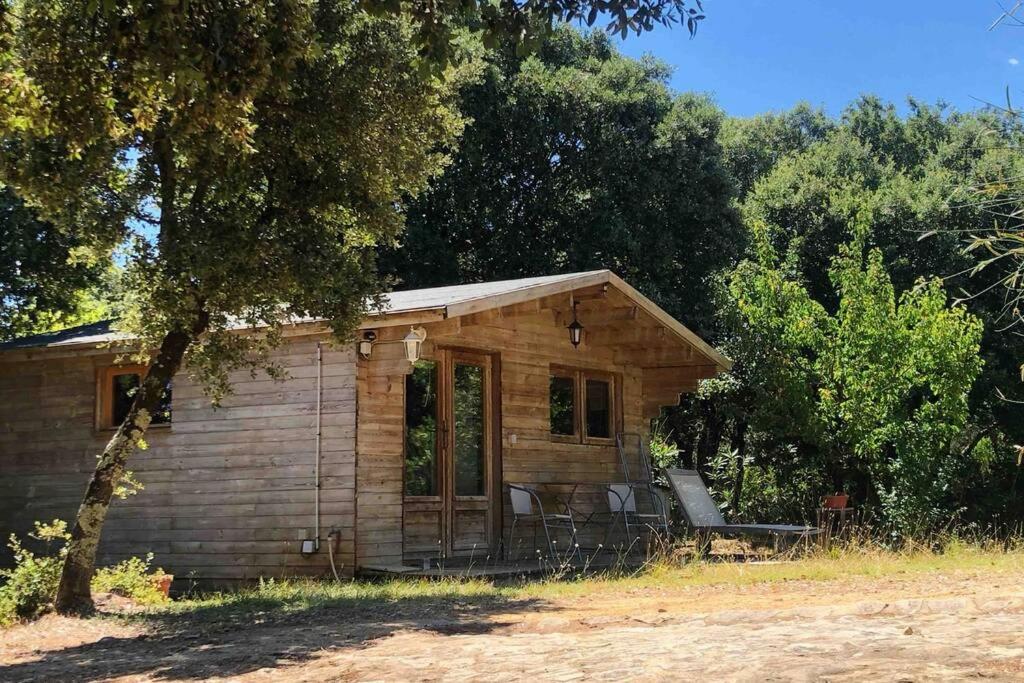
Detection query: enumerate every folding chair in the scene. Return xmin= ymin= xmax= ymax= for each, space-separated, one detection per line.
xmin=613 ymin=433 xmax=673 ymax=540
xmin=616 ymin=433 xmax=655 ymax=484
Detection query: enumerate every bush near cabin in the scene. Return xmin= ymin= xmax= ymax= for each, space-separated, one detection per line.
xmin=0 ymin=520 xmax=167 ymax=627
xmin=721 ymin=226 xmax=983 ymax=534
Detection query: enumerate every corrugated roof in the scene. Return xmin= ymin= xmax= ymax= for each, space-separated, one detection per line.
xmin=0 ymin=272 xmax=608 ymax=351
xmin=0 ymin=319 xmax=128 ymax=350
xmin=0 ymin=270 xmax=731 ymax=370
xmin=373 ymin=271 xmax=603 ymax=315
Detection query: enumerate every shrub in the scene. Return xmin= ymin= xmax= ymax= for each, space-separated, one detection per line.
xmin=92 ymin=554 xmax=168 ymax=605
xmin=649 ymin=420 xmax=681 ymax=470
xmin=0 ymin=520 xmax=167 ymax=627
xmin=0 ymin=520 xmax=70 ymax=626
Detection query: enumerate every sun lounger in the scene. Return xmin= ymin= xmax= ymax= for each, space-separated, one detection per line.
xmin=664 ymin=469 xmax=820 ymax=549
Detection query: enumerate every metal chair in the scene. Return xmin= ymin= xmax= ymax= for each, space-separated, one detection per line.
xmin=606 ymin=483 xmax=670 ymax=545
xmin=506 ymin=484 xmax=581 ymax=561
xmin=616 ymin=433 xmax=655 ymax=484
xmin=609 ymin=434 xmax=674 ymax=549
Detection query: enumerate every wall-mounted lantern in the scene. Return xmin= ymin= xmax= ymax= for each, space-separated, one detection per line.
xmin=358 ymin=327 xmax=427 ymax=362
xmin=403 ymin=326 xmax=427 ymax=363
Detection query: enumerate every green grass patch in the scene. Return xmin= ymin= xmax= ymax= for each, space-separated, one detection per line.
xmin=162 ymin=576 xmax=510 ymax=617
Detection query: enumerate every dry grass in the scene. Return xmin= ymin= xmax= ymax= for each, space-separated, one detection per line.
xmin=3 ymin=537 xmax=1015 ymax=631
xmin=522 ymin=538 xmax=1024 ymax=600
xmin=149 ymin=537 xmax=1023 ymax=621
xmin=3 ymin=540 xmax=1023 ymax=681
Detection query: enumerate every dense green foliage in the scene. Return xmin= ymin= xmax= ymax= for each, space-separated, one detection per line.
xmin=0 ymin=187 xmax=115 ymax=341
xmin=383 ymin=27 xmax=741 ymax=335
xmin=697 ymin=98 xmax=1024 ymax=531
xmin=722 ymin=227 xmax=983 ymax=532
xmin=372 ymin=0 xmax=705 ymax=66
xmin=91 ymin=555 xmax=168 ymax=606
xmin=1 ymin=1 xmax=470 ymax=390
xmin=389 ymin=31 xmax=1024 ymax=533
xmin=0 ymin=521 xmax=69 ymax=625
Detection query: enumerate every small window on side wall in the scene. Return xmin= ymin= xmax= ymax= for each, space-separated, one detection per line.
xmin=549 ymin=366 xmax=617 ymax=444
xmin=98 ymin=365 xmax=172 ymax=430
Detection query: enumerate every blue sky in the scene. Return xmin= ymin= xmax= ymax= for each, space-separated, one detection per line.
xmin=613 ymin=0 xmax=1022 ymax=118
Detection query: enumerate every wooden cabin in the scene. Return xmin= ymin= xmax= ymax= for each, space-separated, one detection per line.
xmin=0 ymin=271 xmax=729 ymax=582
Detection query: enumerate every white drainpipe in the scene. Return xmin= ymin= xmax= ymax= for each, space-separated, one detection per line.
xmin=314 ymin=341 xmax=323 ymax=551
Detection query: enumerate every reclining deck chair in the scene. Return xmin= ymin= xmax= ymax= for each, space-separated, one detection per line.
xmin=664 ymin=469 xmax=820 ymax=551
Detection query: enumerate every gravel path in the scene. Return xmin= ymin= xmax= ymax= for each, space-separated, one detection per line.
xmin=2 ymin=570 xmax=1023 ymax=681
xmin=321 ymin=594 xmax=1024 ymax=682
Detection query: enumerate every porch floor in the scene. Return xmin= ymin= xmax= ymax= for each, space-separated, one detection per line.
xmin=359 ymin=551 xmax=645 ymax=579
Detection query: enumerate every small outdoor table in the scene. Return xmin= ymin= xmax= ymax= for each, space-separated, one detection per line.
xmin=531 ymin=481 xmax=663 ymax=554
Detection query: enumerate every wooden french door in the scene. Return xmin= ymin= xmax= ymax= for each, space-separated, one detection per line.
xmin=444 ymin=350 xmax=494 ymax=554
xmin=403 ymin=349 xmax=496 ymax=558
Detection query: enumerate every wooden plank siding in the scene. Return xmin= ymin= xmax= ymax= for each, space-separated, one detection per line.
xmin=0 ymin=279 xmax=719 ymax=577
xmin=0 ymin=335 xmax=358 ymax=584
xmin=354 ymin=342 xmax=407 ymax=567
xmin=431 ymin=307 xmax=645 ymax=555
xmin=356 ymin=286 xmax=706 ymax=566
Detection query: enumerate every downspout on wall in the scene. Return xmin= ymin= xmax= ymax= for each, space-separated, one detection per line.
xmin=314 ymin=340 xmax=322 ymax=551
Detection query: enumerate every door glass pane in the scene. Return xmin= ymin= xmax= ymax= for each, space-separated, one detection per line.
xmin=549 ymin=375 xmax=575 ymax=435
xmin=585 ymin=378 xmax=611 ymax=439
xmin=454 ymin=362 xmax=485 ymax=496
xmin=405 ymin=360 xmax=438 ymax=496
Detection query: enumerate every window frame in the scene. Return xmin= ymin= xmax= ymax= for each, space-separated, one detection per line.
xmin=96 ymin=364 xmax=172 ymax=431
xmin=548 ymin=368 xmax=580 ymax=444
xmin=549 ymin=365 xmax=620 ymax=446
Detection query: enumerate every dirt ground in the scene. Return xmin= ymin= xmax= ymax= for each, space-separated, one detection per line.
xmin=2 ymin=568 xmax=1023 ymax=682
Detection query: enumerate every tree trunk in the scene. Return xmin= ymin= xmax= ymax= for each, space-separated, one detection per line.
xmin=679 ymin=428 xmax=697 ymax=470
xmin=729 ymin=421 xmax=748 ymax=515
xmin=54 ymin=314 xmax=207 ymax=614
xmin=694 ymin=400 xmax=723 ymax=476
xmin=849 ymin=458 xmax=876 ymax=509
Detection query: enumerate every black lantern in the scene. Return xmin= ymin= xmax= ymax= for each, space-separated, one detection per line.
xmin=568 ymin=304 xmax=583 ymax=347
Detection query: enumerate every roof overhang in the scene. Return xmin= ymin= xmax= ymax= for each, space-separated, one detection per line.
xmin=1 ymin=270 xmax=732 ymax=372
xmin=361 ymin=270 xmax=732 ymax=372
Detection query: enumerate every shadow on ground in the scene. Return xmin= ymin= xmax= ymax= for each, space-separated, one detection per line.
xmin=0 ymin=589 xmax=549 ymax=682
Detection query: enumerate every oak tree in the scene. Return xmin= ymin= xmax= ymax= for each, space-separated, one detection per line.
xmin=383 ymin=27 xmax=740 ymax=336
xmin=0 ymin=0 xmax=707 ymax=615
xmin=0 ymin=0 xmax=468 ymax=613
